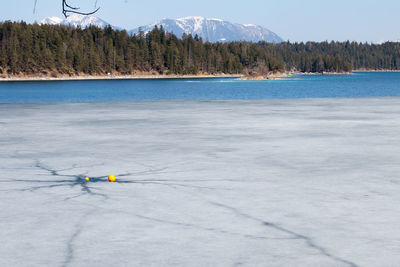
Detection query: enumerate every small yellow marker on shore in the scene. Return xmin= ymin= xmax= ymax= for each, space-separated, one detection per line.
xmin=108 ymin=174 xmax=116 ymax=183
xmin=85 ymin=177 xmax=90 ymax=182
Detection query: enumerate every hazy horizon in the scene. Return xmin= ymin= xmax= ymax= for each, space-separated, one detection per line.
xmin=0 ymin=0 xmax=399 ymax=43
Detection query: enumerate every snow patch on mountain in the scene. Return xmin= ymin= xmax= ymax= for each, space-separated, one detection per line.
xmin=376 ymin=39 xmax=400 ymax=44
xmin=40 ymin=16 xmax=63 ymax=25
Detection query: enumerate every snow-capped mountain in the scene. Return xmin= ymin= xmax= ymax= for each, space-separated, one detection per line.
xmin=40 ymin=16 xmax=63 ymax=25
xmin=40 ymin=14 xmax=121 ymax=30
xmin=130 ymin=16 xmax=284 ymax=43
xmin=40 ymin=15 xmax=283 ymax=43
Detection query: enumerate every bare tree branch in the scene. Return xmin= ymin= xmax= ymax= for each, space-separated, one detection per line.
xmin=62 ymin=0 xmax=100 ymax=18
xmin=33 ymin=0 xmax=38 ymax=14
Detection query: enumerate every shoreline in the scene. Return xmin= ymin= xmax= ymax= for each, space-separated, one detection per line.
xmin=0 ymin=74 xmax=242 ymax=82
xmin=353 ymin=69 xmax=400 ymax=72
xmin=0 ymin=70 xmax=398 ymax=82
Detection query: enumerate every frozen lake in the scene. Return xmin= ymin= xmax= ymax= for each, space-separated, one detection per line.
xmin=1 ymin=98 xmax=400 ymax=266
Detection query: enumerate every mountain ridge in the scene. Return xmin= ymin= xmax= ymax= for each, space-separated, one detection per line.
xmin=41 ymin=15 xmax=284 ymax=43
xmin=130 ymin=16 xmax=284 ymax=43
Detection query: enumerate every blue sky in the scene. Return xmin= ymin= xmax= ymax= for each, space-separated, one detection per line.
xmin=1 ymin=0 xmax=399 ymax=42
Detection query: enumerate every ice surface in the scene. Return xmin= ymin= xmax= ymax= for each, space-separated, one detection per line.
xmin=1 ymin=98 xmax=400 ymax=266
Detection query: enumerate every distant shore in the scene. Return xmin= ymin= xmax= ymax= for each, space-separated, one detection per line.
xmin=0 ymin=70 xmax=398 ymax=82
xmin=0 ymin=74 xmax=242 ymax=82
xmin=353 ymin=69 xmax=400 ymax=72
xmin=0 ymin=72 xmax=327 ymax=82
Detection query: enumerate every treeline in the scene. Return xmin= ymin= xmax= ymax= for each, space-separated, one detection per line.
xmin=1 ymin=21 xmax=400 ymax=76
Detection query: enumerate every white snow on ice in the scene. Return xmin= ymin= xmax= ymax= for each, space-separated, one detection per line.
xmin=1 ymin=98 xmax=400 ymax=266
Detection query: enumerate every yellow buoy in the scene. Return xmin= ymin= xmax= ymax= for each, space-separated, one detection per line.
xmin=85 ymin=177 xmax=90 ymax=182
xmin=108 ymin=174 xmax=116 ymax=183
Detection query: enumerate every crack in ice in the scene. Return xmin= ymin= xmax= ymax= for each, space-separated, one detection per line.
xmin=61 ymin=209 xmax=96 ymax=267
xmin=209 ymin=201 xmax=358 ymax=267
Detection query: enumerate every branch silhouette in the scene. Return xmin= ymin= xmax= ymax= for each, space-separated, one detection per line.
xmin=62 ymin=0 xmax=100 ymax=18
